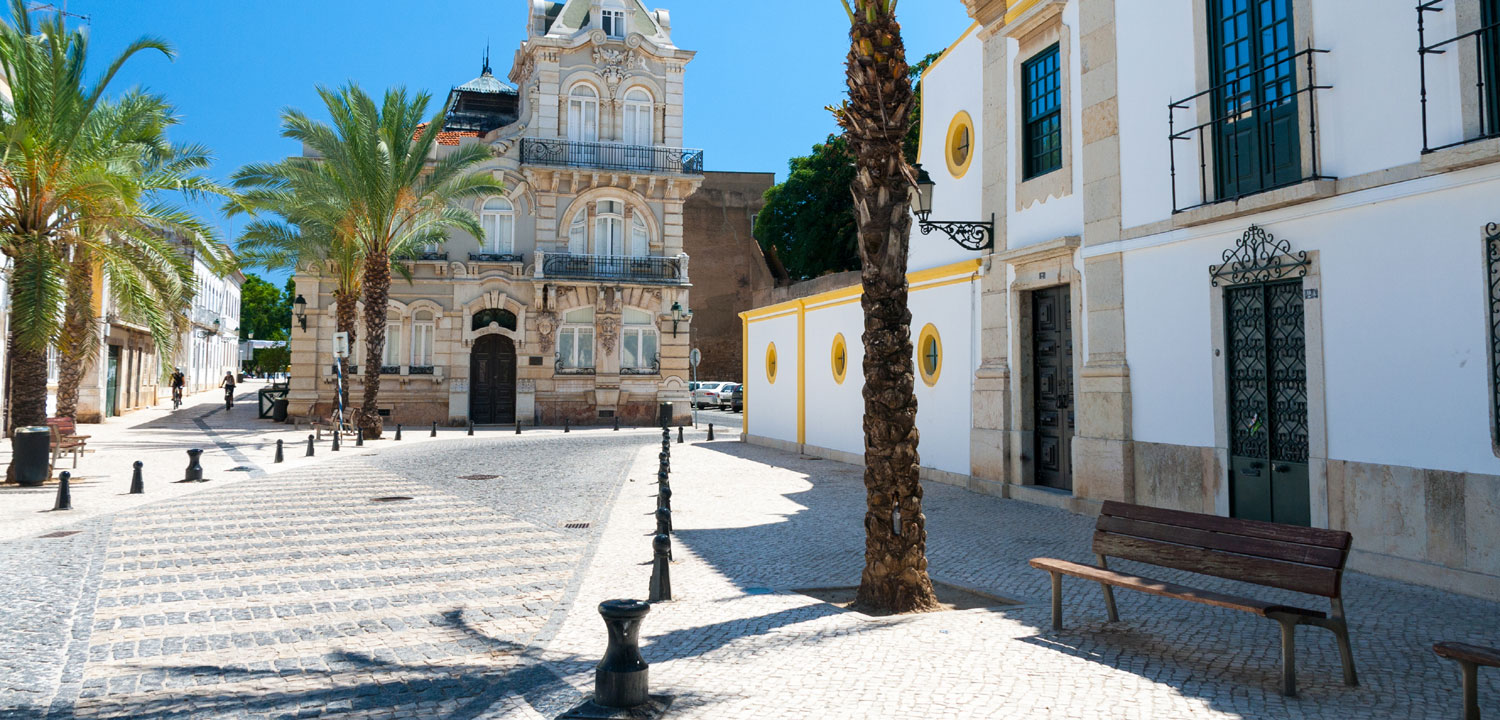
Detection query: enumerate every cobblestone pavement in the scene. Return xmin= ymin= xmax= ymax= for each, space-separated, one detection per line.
xmin=0 ymin=418 xmax=664 ymax=719
xmin=510 ymin=440 xmax=1500 ymax=720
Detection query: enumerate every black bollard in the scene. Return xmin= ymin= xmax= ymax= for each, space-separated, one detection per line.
xmin=306 ymin=434 xmax=316 ymax=457
xmin=467 ymin=421 xmax=474 ymax=436
xmin=594 ymin=599 xmax=652 ymax=708
xmin=655 ymin=506 xmax=672 ymax=535
xmin=648 ymin=534 xmax=672 ymax=602
xmin=515 ymin=419 xmax=522 ymax=435
xmin=564 ymin=417 xmax=570 ymax=433
xmin=613 ymin=414 xmax=620 ymax=431
xmin=657 ymin=484 xmax=672 ymax=512
xmin=274 ymin=439 xmax=284 ymax=464
xmin=431 ymin=421 xmax=437 ymax=438
xmin=356 ymin=428 xmax=364 ymax=447
xmin=395 ymin=424 xmax=402 ymax=441
xmin=129 ymin=461 xmax=145 ymax=494
xmin=184 ymin=449 xmax=204 ymax=482
xmin=52 ymin=471 xmax=72 ymax=511
xmin=708 ymin=423 xmax=715 ymax=441
xmin=331 ymin=430 xmax=341 ymax=452
xmin=678 ymin=426 xmax=684 ymax=444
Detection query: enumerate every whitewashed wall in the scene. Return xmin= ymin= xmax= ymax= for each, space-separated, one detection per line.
xmin=1116 ymin=0 xmax=1198 ymax=226
xmin=744 ymin=311 xmax=800 ymax=445
xmin=912 ymin=26 xmax=986 ymax=272
xmin=803 ymin=299 xmax=866 ymax=457
xmin=909 ymin=278 xmax=976 ymax=476
xmin=1005 ymin=0 xmax=1086 ymax=250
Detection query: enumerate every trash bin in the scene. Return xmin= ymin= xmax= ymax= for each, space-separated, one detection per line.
xmin=272 ymin=398 xmax=289 ymax=423
xmin=12 ymin=426 xmax=51 ymax=487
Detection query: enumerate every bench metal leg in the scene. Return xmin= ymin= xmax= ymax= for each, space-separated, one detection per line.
xmin=1457 ymin=660 xmax=1480 ymax=720
xmin=1273 ymin=615 xmax=1299 ymax=697
xmin=1096 ymin=555 xmax=1120 ymax=623
xmin=1329 ymin=620 xmax=1358 ymax=687
xmin=1049 ymin=571 xmax=1063 ymax=631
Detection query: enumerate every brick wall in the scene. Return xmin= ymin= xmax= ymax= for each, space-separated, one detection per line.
xmin=683 ymin=171 xmax=776 ymax=383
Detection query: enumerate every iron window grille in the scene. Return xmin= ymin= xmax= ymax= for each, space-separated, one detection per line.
xmin=380 ymin=365 xmax=401 ymax=375
xmin=521 ymin=138 xmax=704 ymax=175
xmin=1418 ymin=0 xmax=1500 ymax=152
xmin=469 ymin=252 xmax=524 ymax=263
xmin=1022 ymin=44 xmax=1063 ymax=179
xmin=622 ymin=353 xmax=661 ymax=376
xmin=541 ymin=253 xmax=686 ymax=284
xmin=555 ymin=352 xmax=597 ymax=376
xmin=1487 ymin=223 xmax=1500 ymax=449
xmin=416 ymin=251 xmax=449 ymax=261
xmin=410 ymin=366 xmax=436 ymax=376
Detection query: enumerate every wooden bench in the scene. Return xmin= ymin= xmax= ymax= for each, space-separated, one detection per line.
xmin=1029 ymin=501 xmax=1358 ymax=697
xmin=46 ymin=417 xmax=91 ymax=469
xmin=1433 ymin=642 xmax=1499 ymax=719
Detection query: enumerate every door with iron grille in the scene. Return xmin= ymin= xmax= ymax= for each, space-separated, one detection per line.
xmin=1225 ymin=279 xmax=1309 ymax=525
xmin=1210 ymin=0 xmax=1300 ymax=200
xmin=1032 ymin=286 xmax=1074 ymax=491
xmin=470 ymin=335 xmax=517 ymax=425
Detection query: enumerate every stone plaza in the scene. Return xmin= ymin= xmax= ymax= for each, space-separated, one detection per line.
xmin=0 ymin=385 xmax=1494 ymax=718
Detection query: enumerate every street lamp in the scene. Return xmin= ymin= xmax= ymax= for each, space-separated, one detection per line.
xmin=670 ymin=301 xmax=693 ymax=338
xmin=293 ymin=294 xmax=308 ymax=332
xmin=910 ymin=163 xmax=995 ymax=251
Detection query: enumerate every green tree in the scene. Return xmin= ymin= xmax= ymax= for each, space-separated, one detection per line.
xmin=239 ymin=274 xmax=291 ymax=341
xmin=0 ymin=2 xmax=229 ymax=428
xmin=754 ymin=136 xmax=858 ymax=281
xmin=836 ymin=0 xmax=939 ymax=614
xmin=241 ymin=85 xmax=502 ymax=437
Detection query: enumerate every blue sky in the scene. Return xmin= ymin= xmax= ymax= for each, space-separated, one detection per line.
xmin=27 ymin=0 xmax=974 ymax=281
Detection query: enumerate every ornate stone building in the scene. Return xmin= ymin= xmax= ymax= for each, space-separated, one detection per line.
xmin=287 ymin=0 xmax=701 ymax=426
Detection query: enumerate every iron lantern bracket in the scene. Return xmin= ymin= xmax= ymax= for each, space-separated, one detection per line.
xmin=917 ymin=213 xmax=996 ymax=251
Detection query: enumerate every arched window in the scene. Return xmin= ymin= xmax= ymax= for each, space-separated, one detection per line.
xmin=630 ymin=212 xmax=649 ymax=257
xmin=568 ymin=209 xmax=588 ymax=254
xmin=411 ymin=310 xmax=435 ymax=368
xmin=568 ymin=84 xmax=599 ymax=143
xmin=382 ymin=315 xmax=403 ymax=371
xmin=471 ymin=308 xmax=517 ymax=332
xmin=623 ymin=88 xmax=653 ymax=146
xmin=558 ymin=307 xmax=595 ymax=370
xmin=596 ymin=200 xmax=626 ymax=256
xmin=481 ymin=197 xmax=514 ymax=254
xmin=621 ymin=308 xmax=658 ymax=372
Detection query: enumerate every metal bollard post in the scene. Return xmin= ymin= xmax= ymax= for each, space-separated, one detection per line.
xmin=658 ymin=450 xmax=669 ymax=473
xmin=678 ymin=426 xmax=684 ymax=444
xmin=52 ymin=471 xmax=72 ymax=511
xmin=648 ymin=534 xmax=672 ymax=602
xmin=613 ymin=414 xmax=620 ymax=431
xmin=395 ymin=424 xmax=402 ymax=441
xmin=657 ymin=468 xmax=670 ymax=489
xmin=467 ymin=421 xmax=474 ymax=436
xmin=657 ymin=484 xmax=672 ymax=513
xmin=129 ymin=461 xmax=145 ymax=494
xmin=331 ymin=430 xmax=341 ymax=452
xmin=708 ymin=423 xmax=715 ymax=441
xmin=655 ymin=506 xmax=672 ymax=535
xmin=431 ymin=421 xmax=437 ymax=438
xmin=184 ymin=449 xmax=204 ymax=482
xmin=274 ymin=440 xmax=284 ymax=464
xmin=515 ymin=419 xmax=522 ymax=435
xmin=306 ymin=434 xmax=315 ymax=457
xmin=565 ymin=417 xmax=570 ymax=433
xmin=356 ymin=428 xmax=364 ymax=447
xmin=594 ymin=599 xmax=652 ymax=708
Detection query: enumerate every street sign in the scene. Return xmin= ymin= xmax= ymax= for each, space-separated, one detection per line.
xmin=689 ymin=349 xmax=701 ymax=368
xmin=333 ymin=332 xmax=349 ymax=359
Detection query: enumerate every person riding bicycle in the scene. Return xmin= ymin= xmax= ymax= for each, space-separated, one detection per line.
xmin=170 ymin=368 xmax=186 ymax=407
xmin=221 ymin=371 xmax=237 ymax=409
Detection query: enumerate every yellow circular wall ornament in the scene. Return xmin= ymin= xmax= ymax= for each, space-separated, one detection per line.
xmin=831 ymin=333 xmax=848 ymax=384
xmin=917 ymin=323 xmax=942 ymax=387
xmin=945 ymin=111 xmax=974 ymax=179
xmin=766 ymin=342 xmax=778 ymax=384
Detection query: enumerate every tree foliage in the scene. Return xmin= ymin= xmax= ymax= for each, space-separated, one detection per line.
xmin=239 ymin=274 xmax=291 ymax=341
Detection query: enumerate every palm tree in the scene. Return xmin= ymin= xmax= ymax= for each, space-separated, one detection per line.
xmin=0 ymin=3 xmax=229 ymax=431
xmin=836 ymin=0 xmax=939 ymax=614
xmin=271 ymin=85 xmax=502 ymax=438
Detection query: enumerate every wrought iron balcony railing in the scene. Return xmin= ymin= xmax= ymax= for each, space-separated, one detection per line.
xmin=520 ymin=138 xmax=704 ymax=175
xmin=621 ymin=353 xmax=661 ymax=376
xmin=1418 ymin=1 xmax=1500 ymax=152
xmin=469 ymin=252 xmax=523 ymax=263
xmin=1168 ymin=47 xmax=1333 ymax=213
xmin=535 ymin=251 xmax=689 ymax=285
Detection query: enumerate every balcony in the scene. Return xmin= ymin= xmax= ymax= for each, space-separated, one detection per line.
xmin=520 ymin=138 xmax=704 ymax=175
xmin=469 ymin=252 xmax=524 ymax=263
xmin=1418 ymin=1 xmax=1500 ymax=153
xmin=535 ymin=251 xmax=689 ymax=285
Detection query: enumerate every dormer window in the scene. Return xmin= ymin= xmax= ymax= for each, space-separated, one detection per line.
xmin=602 ymin=1 xmax=626 ymax=39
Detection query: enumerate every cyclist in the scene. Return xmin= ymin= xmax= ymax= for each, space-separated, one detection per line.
xmin=221 ymin=370 xmax=237 ymax=410
xmin=169 ymin=368 xmax=186 ymax=409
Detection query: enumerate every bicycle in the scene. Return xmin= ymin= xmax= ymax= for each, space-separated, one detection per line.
xmin=172 ymin=386 xmax=183 ymax=410
xmin=224 ymin=386 xmax=235 ymax=411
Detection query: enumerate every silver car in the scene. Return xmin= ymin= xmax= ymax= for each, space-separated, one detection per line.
xmin=692 ymin=382 xmax=734 ymax=409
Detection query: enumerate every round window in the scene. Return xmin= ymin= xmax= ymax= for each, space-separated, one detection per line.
xmin=766 ymin=342 xmax=778 ymax=384
xmin=831 ymin=333 xmax=848 ymax=384
xmin=946 ymin=111 xmax=974 ymax=179
xmin=917 ymin=324 xmax=942 ymax=387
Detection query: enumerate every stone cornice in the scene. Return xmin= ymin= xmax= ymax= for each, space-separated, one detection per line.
xmin=962 ymin=0 xmax=1008 ymax=27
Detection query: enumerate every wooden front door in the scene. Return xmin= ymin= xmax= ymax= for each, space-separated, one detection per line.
xmin=469 ymin=335 xmax=517 ymax=425
xmin=1032 ymin=286 xmax=1074 ymax=491
xmin=1225 ymin=279 xmax=1310 ymax=526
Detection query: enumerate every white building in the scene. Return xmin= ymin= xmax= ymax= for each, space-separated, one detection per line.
xmin=742 ymin=0 xmax=1500 ymax=599
xmin=176 ymin=239 xmax=242 ymax=396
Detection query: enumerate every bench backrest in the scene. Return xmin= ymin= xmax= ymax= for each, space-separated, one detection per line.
xmin=1094 ymin=501 xmax=1353 ymax=598
xmin=46 ymin=417 xmax=77 ymax=436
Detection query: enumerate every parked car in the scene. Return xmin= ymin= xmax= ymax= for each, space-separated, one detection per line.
xmin=692 ymin=381 xmax=733 ymax=409
xmin=716 ymin=383 xmax=741 ymax=410
xmin=730 ymin=384 xmax=743 ymax=412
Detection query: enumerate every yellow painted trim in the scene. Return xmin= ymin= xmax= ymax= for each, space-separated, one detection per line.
xmin=911 ymin=275 xmax=982 ymax=294
xmin=809 ymin=295 xmax=863 ymax=312
xmin=917 ymin=323 xmax=943 ymax=387
xmin=945 ymin=110 xmax=975 ymax=179
xmin=907 ymin=258 xmax=983 ymax=284
xmin=918 ymin=21 xmax=980 ymax=174
xmin=1004 ymin=0 xmax=1045 ymax=24
xmin=745 ymin=259 xmax=983 ymax=321
xmin=746 ymin=308 xmax=800 ymax=325
xmin=741 ymin=311 xmax=749 ymax=436
xmin=796 ymin=299 xmax=806 ymax=445
xmin=765 ymin=341 xmax=778 ymax=384
xmin=830 ymin=333 xmax=848 ymax=384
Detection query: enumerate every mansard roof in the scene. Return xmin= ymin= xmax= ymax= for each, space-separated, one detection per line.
xmin=537 ymin=0 xmax=672 ymax=46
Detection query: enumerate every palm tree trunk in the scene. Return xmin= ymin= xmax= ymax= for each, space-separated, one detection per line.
xmin=334 ymin=290 xmax=358 ymax=416
xmin=55 ymin=247 xmax=95 ymax=419
xmin=358 ymin=250 xmax=390 ymax=438
xmin=8 ymin=326 xmax=49 ymax=430
xmin=842 ymin=0 xmax=938 ymax=614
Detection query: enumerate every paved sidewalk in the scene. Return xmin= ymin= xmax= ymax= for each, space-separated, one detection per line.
xmin=511 ymin=440 xmax=1500 ymax=719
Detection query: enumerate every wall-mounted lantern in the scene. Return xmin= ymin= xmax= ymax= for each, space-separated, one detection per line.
xmin=293 ymin=294 xmax=308 ymax=332
xmin=670 ymin=301 xmax=693 ymax=338
xmin=910 ymin=163 xmax=995 ymax=251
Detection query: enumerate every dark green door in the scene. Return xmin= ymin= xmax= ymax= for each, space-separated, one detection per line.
xmin=1225 ymin=280 xmax=1309 ymax=525
xmin=1210 ymin=0 xmax=1299 ymax=200
xmin=1032 ymin=286 xmax=1074 ymax=491
xmin=105 ymin=346 xmax=120 ymax=419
